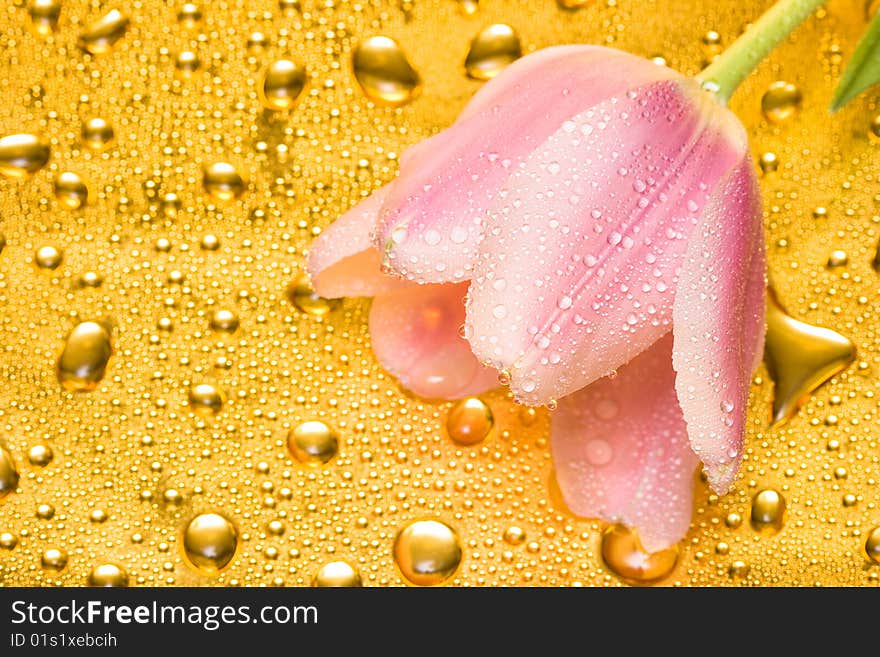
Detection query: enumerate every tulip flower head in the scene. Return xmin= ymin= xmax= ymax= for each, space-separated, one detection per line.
xmin=308 ymin=44 xmax=768 ymax=551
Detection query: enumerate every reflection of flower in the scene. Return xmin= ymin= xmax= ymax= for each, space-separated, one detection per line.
xmin=308 ymin=45 xmax=765 ymax=550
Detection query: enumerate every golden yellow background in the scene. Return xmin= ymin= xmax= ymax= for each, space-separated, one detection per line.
xmin=0 ymin=0 xmax=878 ymax=586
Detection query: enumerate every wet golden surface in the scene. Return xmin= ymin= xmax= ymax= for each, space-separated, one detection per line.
xmin=0 ymin=0 xmax=879 ymax=587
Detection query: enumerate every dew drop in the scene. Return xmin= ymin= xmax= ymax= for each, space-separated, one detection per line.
xmin=175 ymin=50 xmax=201 ymax=74
xmin=0 ymin=446 xmax=20 ymax=499
xmin=352 ymin=36 xmax=422 ymax=107
xmin=866 ymin=526 xmax=880 ymax=564
xmin=601 ymin=524 xmax=678 ymax=585
xmin=761 ymin=81 xmax=802 ymax=123
xmin=27 ymin=0 xmax=61 ymax=37
xmin=81 ymin=118 xmax=114 ymax=151
xmin=35 ymin=245 xmax=63 ymax=270
xmin=758 ymin=152 xmax=778 ymax=174
xmin=584 ymin=438 xmax=613 ymax=466
xmin=465 ymin=24 xmax=521 ymax=80
xmin=41 ymin=548 xmax=68 ymax=571
xmin=394 ymin=519 xmax=462 ymax=586
xmin=288 ymin=420 xmax=339 ymax=465
xmin=28 ymin=444 xmax=52 ymax=467
xmin=446 ymin=397 xmax=493 ymax=446
xmin=53 ymin=171 xmax=88 ymax=210
xmin=0 ymin=532 xmax=18 ymax=549
xmin=202 ymin=162 xmax=245 ymax=201
xmin=188 ymin=383 xmax=224 ymax=414
xmin=312 ymin=561 xmax=362 ymax=587
xmin=77 ymin=9 xmax=129 ymax=55
xmin=177 ymin=3 xmax=202 ymax=25
xmin=750 ymin=489 xmax=786 ymax=535
xmin=557 ymin=295 xmax=573 ymax=310
xmin=209 ymin=309 xmax=239 ymax=333
xmin=0 ymin=134 xmax=50 ymax=178
xmin=57 ymin=321 xmax=112 ymax=392
xmin=287 ymin=274 xmax=341 ymax=316
xmin=826 ymin=249 xmax=848 ymax=267
xmin=182 ymin=513 xmax=238 ymax=574
xmin=259 ymin=60 xmax=308 ymax=111
xmin=88 ymin=563 xmax=128 ymax=587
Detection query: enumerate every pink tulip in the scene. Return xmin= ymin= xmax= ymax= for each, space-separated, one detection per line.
xmin=308 ymin=45 xmax=766 ymax=551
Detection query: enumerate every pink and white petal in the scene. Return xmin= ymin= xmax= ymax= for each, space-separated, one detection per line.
xmin=369 ymin=282 xmax=499 ymax=400
xmin=466 ymin=78 xmax=747 ymax=406
xmin=551 ymin=333 xmax=699 ymax=552
xmin=376 ymin=46 xmax=680 ymax=285
xmin=307 ymin=185 xmax=409 ymax=298
xmin=672 ymin=153 xmax=766 ymax=494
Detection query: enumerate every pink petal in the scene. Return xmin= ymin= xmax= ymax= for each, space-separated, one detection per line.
xmin=376 ymin=46 xmax=680 ymax=284
xmin=552 ymin=333 xmax=699 ymax=552
xmin=466 ymin=78 xmax=747 ymax=406
xmin=369 ymin=282 xmax=499 ymax=400
xmin=672 ymin=153 xmax=766 ymax=493
xmin=306 ymin=185 xmax=409 ymax=298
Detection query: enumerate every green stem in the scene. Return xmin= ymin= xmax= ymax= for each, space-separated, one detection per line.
xmin=697 ymin=0 xmax=827 ymax=104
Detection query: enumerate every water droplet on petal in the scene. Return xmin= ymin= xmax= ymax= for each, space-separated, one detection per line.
xmin=465 ymin=24 xmax=521 ymax=80
xmin=259 ymin=59 xmax=308 ymax=111
xmin=394 ymin=520 xmax=462 ymax=586
xmin=584 ymin=438 xmax=613 ymax=466
xmin=352 ymin=36 xmax=422 ymax=107
xmin=78 ymin=9 xmax=129 ymax=55
xmin=57 ymin=321 xmax=112 ymax=391
xmin=0 ymin=134 xmax=50 ymax=178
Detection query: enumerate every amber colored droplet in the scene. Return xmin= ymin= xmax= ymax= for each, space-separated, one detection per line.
xmin=446 ymin=397 xmax=494 ymax=445
xmin=750 ymin=489 xmax=786 ymax=535
xmin=259 ymin=60 xmax=307 ymax=111
xmin=175 ymin=50 xmax=200 ymax=74
xmin=209 ymin=309 xmax=239 ymax=333
xmin=28 ymin=444 xmax=53 ymax=467
xmin=728 ymin=560 xmax=751 ymax=579
xmin=27 ymin=0 xmax=62 ymax=36
xmin=182 ymin=513 xmax=238 ymax=574
xmin=78 ymin=9 xmax=129 ymax=55
xmin=503 ymin=526 xmax=526 ymax=545
xmin=82 ymin=118 xmax=114 ymax=151
xmin=465 ymin=24 xmax=521 ymax=81
xmin=394 ymin=519 xmax=462 ymax=586
xmin=35 ymin=245 xmax=63 ymax=270
xmin=288 ymin=421 xmax=338 ymax=465
xmin=41 ymin=548 xmax=68 ymax=571
xmin=0 ymin=446 xmax=20 ymax=499
xmin=177 ymin=3 xmax=202 ymax=25
xmin=200 ymin=234 xmax=220 ymax=250
xmin=188 ymin=383 xmax=224 ymax=414
xmin=0 ymin=532 xmax=18 ymax=549
xmin=279 ymin=0 xmax=301 ymax=11
xmin=78 ymin=271 xmax=103 ymax=288
xmin=57 ymin=321 xmax=112 ymax=392
xmin=54 ymin=171 xmax=88 ymax=210
xmin=601 ymin=524 xmax=679 ymax=585
xmin=203 ymin=162 xmax=245 ymax=201
xmin=557 ymin=0 xmax=592 ymax=8
xmin=764 ymin=288 xmax=856 ymax=424
xmin=456 ymin=0 xmax=479 ymax=14
xmin=312 ymin=561 xmax=362 ymax=587
xmin=88 ymin=563 xmax=128 ymax=587
xmin=287 ymin=275 xmax=341 ymax=316
xmin=352 ymin=36 xmax=422 ymax=107
xmin=865 ymin=527 xmax=880 ymax=563
xmin=826 ymin=250 xmax=848 ymax=267
xmin=0 ymin=134 xmax=50 ymax=178
xmin=759 ymin=152 xmax=778 ymax=174
xmin=761 ymin=81 xmax=802 ymax=123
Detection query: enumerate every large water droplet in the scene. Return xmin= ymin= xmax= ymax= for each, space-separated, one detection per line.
xmin=259 ymin=60 xmax=307 ymax=111
xmin=0 ymin=446 xmax=20 ymax=499
xmin=0 ymin=134 xmax=50 ymax=178
xmin=177 ymin=3 xmax=202 ymax=26
xmin=601 ymin=524 xmax=678 ymax=585
xmin=352 ymin=36 xmax=422 ymax=107
xmin=866 ymin=526 xmax=880 ymax=564
xmin=394 ymin=519 xmax=462 ymax=586
xmin=287 ymin=420 xmax=338 ymax=465
xmin=209 ymin=309 xmax=239 ymax=333
xmin=78 ymin=9 xmax=129 ymax=55
xmin=35 ymin=245 xmax=63 ymax=270
xmin=188 ymin=383 xmax=224 ymax=414
xmin=57 ymin=321 xmax=112 ymax=392
xmin=312 ymin=561 xmax=362 ymax=587
xmin=750 ymin=489 xmax=785 ymax=535
xmin=27 ymin=0 xmax=61 ymax=37
xmin=764 ymin=288 xmax=856 ymax=424
xmin=761 ymin=81 xmax=802 ymax=123
xmin=88 ymin=563 xmax=129 ymax=587
xmin=41 ymin=548 xmax=68 ymax=571
xmin=182 ymin=513 xmax=238 ymax=574
xmin=82 ymin=118 xmax=114 ymax=151
xmin=464 ymin=24 xmax=521 ymax=80
xmin=203 ymin=162 xmax=245 ymax=201
xmin=446 ymin=397 xmax=494 ymax=445
xmin=287 ymin=274 xmax=341 ymax=316
xmin=54 ymin=171 xmax=88 ymax=210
